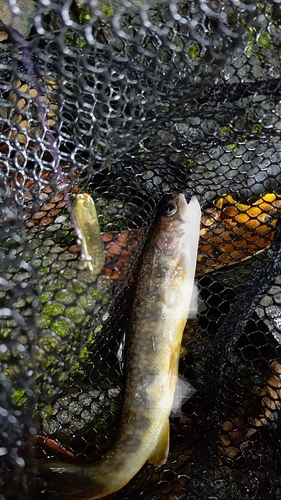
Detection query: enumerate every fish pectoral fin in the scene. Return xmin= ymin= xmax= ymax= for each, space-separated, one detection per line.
xmin=148 ymin=418 xmax=170 ymax=467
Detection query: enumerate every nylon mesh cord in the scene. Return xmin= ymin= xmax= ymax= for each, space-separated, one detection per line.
xmin=1 ymin=1 xmax=281 ymax=499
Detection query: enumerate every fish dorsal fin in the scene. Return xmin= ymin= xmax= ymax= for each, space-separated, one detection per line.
xmin=148 ymin=418 xmax=170 ymax=467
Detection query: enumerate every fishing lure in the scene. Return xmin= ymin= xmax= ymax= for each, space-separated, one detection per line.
xmin=71 ymin=193 xmax=105 ymax=276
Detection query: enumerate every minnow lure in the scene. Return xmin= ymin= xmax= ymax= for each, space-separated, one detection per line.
xmin=71 ymin=193 xmax=105 ymax=276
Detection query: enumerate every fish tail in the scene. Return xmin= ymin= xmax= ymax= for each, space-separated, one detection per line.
xmin=38 ymin=454 xmax=141 ymax=499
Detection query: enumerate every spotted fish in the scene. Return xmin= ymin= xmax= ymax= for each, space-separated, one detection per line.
xmin=38 ymin=193 xmax=201 ymax=499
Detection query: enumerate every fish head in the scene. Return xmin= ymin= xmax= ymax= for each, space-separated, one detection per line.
xmin=152 ymin=194 xmax=201 ymax=260
xmin=152 ymin=193 xmax=201 ymax=327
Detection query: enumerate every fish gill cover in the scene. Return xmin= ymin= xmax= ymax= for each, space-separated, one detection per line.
xmin=1 ymin=0 xmax=281 ymax=499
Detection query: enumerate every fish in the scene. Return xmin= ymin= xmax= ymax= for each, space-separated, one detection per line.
xmin=37 ymin=193 xmax=201 ymax=499
xmin=71 ymin=193 xmax=105 ymax=276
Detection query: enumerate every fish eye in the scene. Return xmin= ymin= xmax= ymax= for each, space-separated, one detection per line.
xmin=163 ymin=202 xmax=177 ymax=217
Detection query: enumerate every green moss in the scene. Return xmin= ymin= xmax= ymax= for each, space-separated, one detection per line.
xmin=2 ymin=327 xmax=11 ymax=338
xmin=40 ymin=404 xmax=53 ymax=419
xmin=40 ymin=267 xmax=49 ymax=275
xmin=42 ymin=303 xmax=65 ymax=317
xmin=79 ymin=11 xmax=90 ymax=22
xmin=252 ymin=123 xmax=263 ymax=134
xmin=44 ymin=354 xmax=58 ymax=369
xmin=52 ymin=226 xmax=75 ymax=248
xmin=12 ymin=388 xmax=28 ymax=407
xmin=257 ymin=31 xmax=273 ymax=49
xmin=71 ymin=282 xmax=87 ymax=294
xmin=245 ymin=44 xmax=252 ymax=58
xmin=75 ymin=35 xmax=88 ymax=49
xmin=60 ymin=269 xmax=76 ymax=281
xmin=77 ymin=294 xmax=95 ymax=310
xmin=37 ymin=316 xmax=51 ymax=329
xmin=90 ymin=289 xmax=104 ymax=302
xmin=187 ymin=43 xmax=201 ymax=59
xmin=102 ymin=6 xmax=113 ymax=16
xmin=90 ymin=289 xmax=109 ymax=304
xmin=245 ymin=26 xmax=256 ymax=41
xmin=226 ymin=143 xmax=237 ymax=151
xmin=185 ymin=158 xmax=196 ymax=167
xmin=93 ymin=324 xmax=103 ymax=335
xmin=65 ymin=306 xmax=85 ymax=323
xmin=79 ymin=346 xmax=91 ymax=362
xmin=56 ymin=290 xmax=75 ymax=304
xmin=4 ymin=366 xmax=19 ymax=378
xmin=39 ymin=292 xmax=53 ymax=304
xmin=69 ymin=361 xmax=81 ymax=375
xmin=37 ymin=335 xmax=58 ymax=352
xmin=244 ymin=26 xmax=256 ymax=58
xmin=219 ymin=126 xmax=233 ymax=137
xmin=245 ymin=25 xmax=274 ymax=59
xmin=58 ymin=371 xmax=69 ymax=383
xmin=98 ymin=214 xmax=111 ymax=226
xmin=51 ymin=318 xmax=72 ymax=338
xmin=72 ymin=1 xmax=91 ymax=24
xmin=46 ymin=279 xmax=66 ymax=292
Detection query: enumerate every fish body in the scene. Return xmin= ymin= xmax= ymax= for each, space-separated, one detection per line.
xmin=71 ymin=193 xmax=104 ymax=276
xmin=39 ymin=194 xmax=201 ymax=499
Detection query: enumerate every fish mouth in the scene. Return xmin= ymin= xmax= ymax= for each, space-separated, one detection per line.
xmin=174 ymin=194 xmax=201 ymax=224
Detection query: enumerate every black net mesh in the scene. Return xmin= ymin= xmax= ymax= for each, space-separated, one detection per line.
xmin=1 ymin=0 xmax=281 ymax=498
